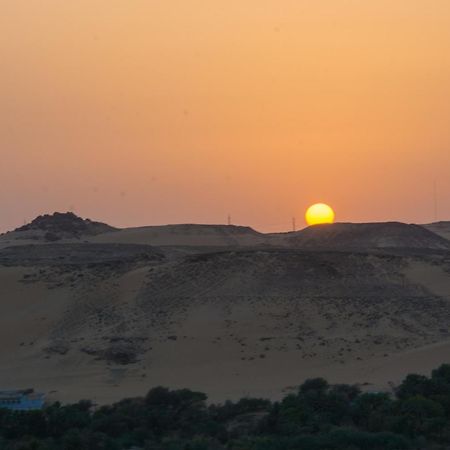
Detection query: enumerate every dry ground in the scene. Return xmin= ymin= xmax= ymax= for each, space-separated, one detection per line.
xmin=0 ymin=239 xmax=449 ymax=404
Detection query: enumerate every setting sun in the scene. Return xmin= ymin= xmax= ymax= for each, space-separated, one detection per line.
xmin=305 ymin=203 xmax=336 ymax=226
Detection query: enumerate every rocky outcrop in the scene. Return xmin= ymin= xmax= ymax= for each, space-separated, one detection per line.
xmin=13 ymin=212 xmax=117 ymax=241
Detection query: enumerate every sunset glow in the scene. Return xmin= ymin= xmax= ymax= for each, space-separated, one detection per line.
xmin=1 ymin=1 xmax=450 ymax=232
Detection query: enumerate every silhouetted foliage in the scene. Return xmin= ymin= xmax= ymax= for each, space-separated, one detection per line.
xmin=2 ymin=366 xmax=450 ymax=449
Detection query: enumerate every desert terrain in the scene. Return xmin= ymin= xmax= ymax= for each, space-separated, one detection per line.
xmin=0 ymin=212 xmax=449 ymax=404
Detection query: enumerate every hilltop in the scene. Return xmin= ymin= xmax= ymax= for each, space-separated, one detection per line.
xmin=0 ymin=212 xmax=117 ymax=245
xmin=91 ymin=223 xmax=268 ymax=247
xmin=282 ymin=222 xmax=450 ymax=250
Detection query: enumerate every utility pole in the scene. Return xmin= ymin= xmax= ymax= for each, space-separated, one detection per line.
xmin=227 ymin=214 xmax=231 ymax=226
xmin=433 ymin=180 xmax=438 ymax=222
xmin=292 ymin=217 xmax=296 ymax=232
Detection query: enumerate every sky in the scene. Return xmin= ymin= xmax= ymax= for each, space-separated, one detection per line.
xmin=1 ymin=0 xmax=450 ymax=232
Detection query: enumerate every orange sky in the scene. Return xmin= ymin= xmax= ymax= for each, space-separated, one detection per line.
xmin=1 ymin=0 xmax=450 ymax=232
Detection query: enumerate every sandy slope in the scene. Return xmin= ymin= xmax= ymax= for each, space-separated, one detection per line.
xmin=0 ymin=245 xmax=449 ymax=405
xmin=1 ymin=215 xmax=449 ymax=404
xmin=404 ymin=259 xmax=450 ymax=298
xmin=425 ymin=222 xmax=450 ymax=241
xmin=90 ymin=224 xmax=268 ymax=247
xmin=68 ymin=222 xmax=450 ymax=250
xmin=281 ymin=222 xmax=450 ymax=250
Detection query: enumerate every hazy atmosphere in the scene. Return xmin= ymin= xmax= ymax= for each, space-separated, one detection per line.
xmin=3 ymin=4 xmax=450 ymax=448
xmin=2 ymin=0 xmax=450 ymax=232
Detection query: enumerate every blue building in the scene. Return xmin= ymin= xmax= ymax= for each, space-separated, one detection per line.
xmin=0 ymin=389 xmax=45 ymax=411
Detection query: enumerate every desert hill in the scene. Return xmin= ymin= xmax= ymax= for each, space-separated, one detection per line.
xmin=282 ymin=222 xmax=450 ymax=250
xmin=0 ymin=213 xmax=450 ymax=404
xmin=91 ymin=223 xmax=268 ymax=247
xmin=0 ymin=243 xmax=164 ymax=267
xmin=0 ymin=212 xmax=116 ymax=247
xmin=91 ymin=220 xmax=450 ymax=251
xmin=0 ymin=242 xmax=450 ymax=404
xmin=424 ymin=221 xmax=450 ymax=241
xmin=3 ymin=213 xmax=449 ymax=251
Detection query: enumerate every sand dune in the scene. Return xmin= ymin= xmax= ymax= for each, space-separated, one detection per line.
xmin=1 ymin=245 xmax=449 ymax=404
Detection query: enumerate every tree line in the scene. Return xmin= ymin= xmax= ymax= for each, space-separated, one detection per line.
xmin=2 ymin=365 xmax=450 ymax=449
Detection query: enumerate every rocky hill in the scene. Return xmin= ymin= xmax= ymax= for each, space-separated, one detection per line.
xmin=3 ymin=212 xmax=117 ymax=243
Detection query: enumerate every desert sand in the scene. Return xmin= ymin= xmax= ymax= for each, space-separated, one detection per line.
xmin=0 ymin=213 xmax=449 ymax=405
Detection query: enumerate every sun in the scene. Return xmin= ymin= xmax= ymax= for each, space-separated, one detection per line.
xmin=305 ymin=203 xmax=335 ymax=226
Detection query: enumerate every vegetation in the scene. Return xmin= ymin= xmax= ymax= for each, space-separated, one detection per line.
xmin=2 ymin=366 xmax=450 ymax=449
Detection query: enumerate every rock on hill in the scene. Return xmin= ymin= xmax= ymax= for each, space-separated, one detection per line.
xmin=8 ymin=212 xmax=117 ymax=242
xmin=284 ymin=222 xmax=450 ymax=250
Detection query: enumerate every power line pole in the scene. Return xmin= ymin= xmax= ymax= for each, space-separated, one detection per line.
xmin=227 ymin=214 xmax=231 ymax=226
xmin=433 ymin=180 xmax=438 ymax=222
xmin=292 ymin=217 xmax=296 ymax=232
